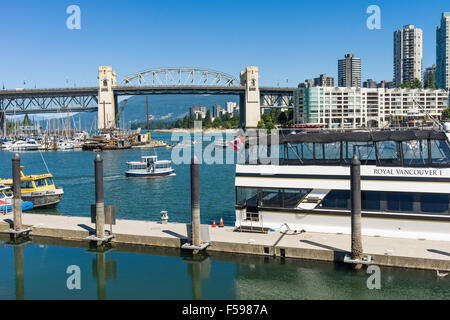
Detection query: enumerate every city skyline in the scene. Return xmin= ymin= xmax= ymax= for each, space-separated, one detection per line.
xmin=0 ymin=1 xmax=449 ymax=89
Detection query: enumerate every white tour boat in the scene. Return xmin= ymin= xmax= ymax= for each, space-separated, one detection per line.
xmin=234 ymin=127 xmax=450 ymax=241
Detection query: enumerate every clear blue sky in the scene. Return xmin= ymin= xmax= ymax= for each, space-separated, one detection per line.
xmin=0 ymin=0 xmax=448 ymax=88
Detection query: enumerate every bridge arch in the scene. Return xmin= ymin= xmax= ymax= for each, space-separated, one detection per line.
xmin=119 ymin=67 xmax=239 ymax=87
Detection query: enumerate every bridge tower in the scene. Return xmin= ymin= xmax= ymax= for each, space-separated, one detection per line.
xmin=239 ymin=66 xmax=261 ymax=129
xmin=98 ymin=66 xmax=117 ymax=130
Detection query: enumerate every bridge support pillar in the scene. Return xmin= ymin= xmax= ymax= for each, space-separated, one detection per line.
xmin=0 ymin=110 xmax=6 ymax=138
xmin=240 ymin=67 xmax=261 ymax=129
xmin=98 ymin=66 xmax=117 ymax=130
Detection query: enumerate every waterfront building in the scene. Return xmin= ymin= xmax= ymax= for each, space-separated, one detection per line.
xmin=213 ymin=104 xmax=222 ymax=118
xmin=394 ymin=25 xmax=423 ymax=87
xmin=436 ymin=12 xmax=450 ymax=90
xmin=294 ymin=87 xmax=449 ymax=128
xmin=190 ymin=105 xmax=206 ymax=119
xmin=338 ymin=54 xmax=361 ymax=87
xmin=226 ymin=102 xmax=237 ymax=114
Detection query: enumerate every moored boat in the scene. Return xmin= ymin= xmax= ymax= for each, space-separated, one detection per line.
xmin=125 ymin=155 xmax=175 ymax=178
xmin=235 ymin=128 xmax=450 ymax=241
xmin=0 ymin=184 xmax=34 ymax=214
xmin=1 ymin=166 xmax=64 ymax=208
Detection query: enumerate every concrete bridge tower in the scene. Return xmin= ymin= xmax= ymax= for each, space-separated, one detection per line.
xmin=239 ymin=66 xmax=261 ymax=129
xmin=98 ymin=66 xmax=117 ymax=130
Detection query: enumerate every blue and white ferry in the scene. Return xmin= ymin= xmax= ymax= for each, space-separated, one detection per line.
xmin=125 ymin=156 xmax=175 ymax=178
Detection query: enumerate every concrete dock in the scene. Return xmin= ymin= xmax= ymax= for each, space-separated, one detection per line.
xmin=1 ymin=212 xmax=450 ymax=271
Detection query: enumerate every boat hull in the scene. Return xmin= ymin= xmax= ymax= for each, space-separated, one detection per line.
xmin=21 ymin=188 xmax=64 ymax=208
xmin=125 ymin=170 xmax=175 ymax=178
xmin=0 ymin=201 xmax=34 ymax=214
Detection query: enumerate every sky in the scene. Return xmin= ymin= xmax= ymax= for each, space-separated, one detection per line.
xmin=0 ymin=0 xmax=448 ymax=89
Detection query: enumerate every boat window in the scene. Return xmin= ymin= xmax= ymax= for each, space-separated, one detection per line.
xmin=35 ymin=179 xmax=46 ymax=187
xmin=343 ymin=142 xmax=376 ymax=163
xmin=386 ymin=192 xmax=414 ymax=212
xmin=321 ymin=190 xmax=350 ymax=209
xmin=260 ymin=189 xmax=283 ymax=208
xmin=362 ymin=192 xmax=381 ymax=210
xmin=420 ymin=194 xmax=449 ymax=214
xmin=20 ymin=181 xmax=33 ymax=189
xmin=376 ymin=141 xmax=401 ymax=166
xmin=46 ymin=178 xmax=54 ymax=186
xmin=323 ymin=143 xmax=341 ymax=160
xmin=236 ymin=187 xmax=258 ymax=206
xmin=0 ymin=192 xmax=4 ymax=199
xmin=283 ymin=189 xmax=310 ymax=208
xmin=402 ymin=140 xmax=428 ymax=166
xmin=430 ymin=139 xmax=450 ymax=165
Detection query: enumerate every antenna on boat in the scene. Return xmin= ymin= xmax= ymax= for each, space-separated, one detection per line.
xmin=39 ymin=150 xmax=51 ymax=174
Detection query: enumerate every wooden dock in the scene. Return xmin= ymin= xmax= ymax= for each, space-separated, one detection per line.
xmin=1 ymin=213 xmax=450 ymax=271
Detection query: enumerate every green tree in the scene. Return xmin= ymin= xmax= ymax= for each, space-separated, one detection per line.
xmin=23 ymin=114 xmax=32 ymax=126
xmin=424 ymin=76 xmax=436 ymax=89
xmin=442 ymin=108 xmax=450 ymax=120
xmin=203 ymin=110 xmax=212 ymax=128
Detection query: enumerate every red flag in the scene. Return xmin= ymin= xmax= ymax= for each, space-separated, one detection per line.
xmin=229 ymin=135 xmax=244 ymax=151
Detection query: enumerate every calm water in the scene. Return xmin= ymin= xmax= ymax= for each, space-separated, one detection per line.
xmin=1 ymin=236 xmax=449 ymax=300
xmin=0 ymin=132 xmax=237 ymax=226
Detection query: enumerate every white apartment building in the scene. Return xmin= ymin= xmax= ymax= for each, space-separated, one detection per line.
xmin=394 ymin=25 xmax=423 ymax=86
xmin=294 ymin=87 xmax=449 ymax=129
xmin=226 ymin=102 xmax=237 ymax=114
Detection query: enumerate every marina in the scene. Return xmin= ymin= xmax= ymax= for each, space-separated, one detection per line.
xmin=2 ymin=0 xmax=450 ymax=304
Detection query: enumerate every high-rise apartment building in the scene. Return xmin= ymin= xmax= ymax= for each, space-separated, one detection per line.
xmin=338 ymin=54 xmax=361 ymax=87
xmin=436 ymin=12 xmax=450 ymax=90
xmin=314 ymin=74 xmax=335 ymax=87
xmin=394 ymin=24 xmax=423 ymax=87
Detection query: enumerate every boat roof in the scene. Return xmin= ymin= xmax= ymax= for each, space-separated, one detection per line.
xmin=0 ymin=184 xmax=11 ymax=191
xmin=126 ymin=161 xmax=146 ymax=165
xmin=155 ymin=160 xmax=171 ymax=164
xmin=253 ymin=129 xmax=448 ymax=146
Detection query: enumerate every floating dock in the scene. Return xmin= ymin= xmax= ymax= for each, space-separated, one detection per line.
xmin=1 ymin=213 xmax=450 ymax=271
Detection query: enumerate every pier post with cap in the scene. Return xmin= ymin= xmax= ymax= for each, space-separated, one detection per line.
xmin=191 ymin=156 xmax=201 ymax=249
xmin=12 ymin=153 xmax=23 ymax=232
xmin=351 ymin=154 xmax=363 ymax=267
xmin=95 ymin=154 xmax=105 ymax=240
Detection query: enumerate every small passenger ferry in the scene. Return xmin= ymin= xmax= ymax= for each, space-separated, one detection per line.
xmin=235 ymin=127 xmax=450 ymax=241
xmin=1 ymin=166 xmax=64 ymax=208
xmin=125 ymin=155 xmax=175 ymax=178
xmin=0 ymin=184 xmax=34 ymax=214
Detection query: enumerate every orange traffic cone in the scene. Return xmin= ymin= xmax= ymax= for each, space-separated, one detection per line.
xmin=219 ymin=217 xmax=224 ymax=228
xmin=212 ymin=220 xmax=217 ymax=228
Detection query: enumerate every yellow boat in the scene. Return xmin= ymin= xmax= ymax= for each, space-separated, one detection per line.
xmin=0 ymin=166 xmax=64 ymax=208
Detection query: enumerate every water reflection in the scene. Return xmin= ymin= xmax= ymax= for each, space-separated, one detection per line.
xmin=89 ymin=246 xmax=117 ymax=300
xmin=184 ymin=254 xmax=211 ymax=300
xmin=0 ymin=235 xmax=449 ymax=300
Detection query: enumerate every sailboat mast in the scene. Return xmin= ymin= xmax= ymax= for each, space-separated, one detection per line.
xmin=146 ymin=96 xmax=149 ymax=133
xmin=67 ymin=103 xmax=70 ymax=139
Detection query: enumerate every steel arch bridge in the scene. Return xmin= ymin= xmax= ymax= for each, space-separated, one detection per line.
xmin=119 ymin=67 xmax=239 ymax=87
